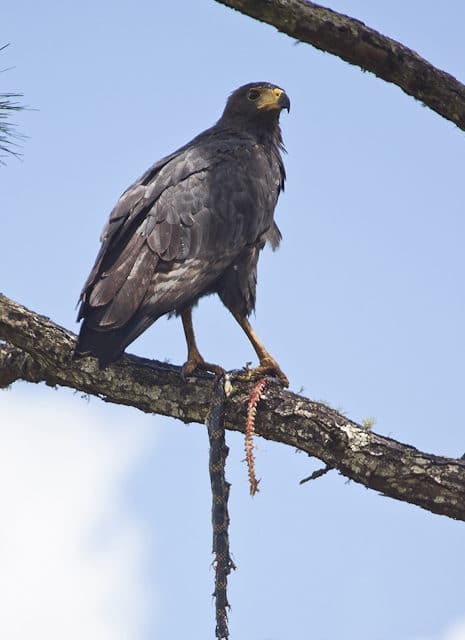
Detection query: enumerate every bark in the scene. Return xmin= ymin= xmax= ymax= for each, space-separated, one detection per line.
xmin=213 ymin=0 xmax=465 ymax=132
xmin=2 ymin=293 xmax=465 ymax=521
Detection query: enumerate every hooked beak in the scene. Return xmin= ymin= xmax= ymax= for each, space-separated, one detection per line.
xmin=278 ymin=91 xmax=290 ymax=112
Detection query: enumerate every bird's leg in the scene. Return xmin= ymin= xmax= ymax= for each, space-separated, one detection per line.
xmin=181 ymin=307 xmax=225 ymax=377
xmin=232 ymin=312 xmax=289 ymax=387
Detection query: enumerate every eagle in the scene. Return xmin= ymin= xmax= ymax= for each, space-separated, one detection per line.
xmin=75 ymin=82 xmax=290 ymax=386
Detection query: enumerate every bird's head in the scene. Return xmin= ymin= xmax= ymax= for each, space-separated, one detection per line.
xmin=220 ymin=82 xmax=290 ymax=126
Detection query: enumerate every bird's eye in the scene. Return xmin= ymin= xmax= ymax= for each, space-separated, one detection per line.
xmin=248 ymin=89 xmax=260 ymax=101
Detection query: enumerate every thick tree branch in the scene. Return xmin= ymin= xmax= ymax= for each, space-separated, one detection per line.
xmin=1 ymin=292 xmax=465 ymax=521
xmin=214 ymin=0 xmax=465 ymax=132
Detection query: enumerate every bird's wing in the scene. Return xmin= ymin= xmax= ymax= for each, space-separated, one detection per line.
xmin=78 ymin=145 xmax=200 ymax=301
xmin=77 ymin=134 xmax=277 ymax=334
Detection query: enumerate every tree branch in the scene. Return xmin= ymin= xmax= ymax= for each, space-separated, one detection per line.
xmin=1 ymin=293 xmax=465 ymax=521
xmin=214 ymin=0 xmax=465 ymax=132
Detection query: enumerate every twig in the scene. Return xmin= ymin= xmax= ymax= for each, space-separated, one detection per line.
xmin=300 ymin=464 xmax=333 ymax=485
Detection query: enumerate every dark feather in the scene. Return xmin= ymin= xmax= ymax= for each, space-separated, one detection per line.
xmin=75 ymin=82 xmax=288 ymax=365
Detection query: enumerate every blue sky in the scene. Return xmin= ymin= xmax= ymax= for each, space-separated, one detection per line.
xmin=2 ymin=1 xmax=465 ymax=639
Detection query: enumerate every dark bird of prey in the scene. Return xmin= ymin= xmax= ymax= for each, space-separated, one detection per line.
xmin=75 ymin=82 xmax=290 ymax=386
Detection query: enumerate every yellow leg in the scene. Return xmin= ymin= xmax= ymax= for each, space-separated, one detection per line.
xmin=181 ymin=308 xmax=225 ymax=377
xmin=232 ymin=312 xmax=289 ymax=387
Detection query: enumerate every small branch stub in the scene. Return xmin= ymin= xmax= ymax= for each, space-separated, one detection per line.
xmin=300 ymin=464 xmax=333 ymax=485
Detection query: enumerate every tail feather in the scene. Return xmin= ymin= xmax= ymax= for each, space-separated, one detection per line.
xmin=74 ymin=322 xmax=126 ymax=367
xmin=74 ymin=311 xmax=158 ymax=367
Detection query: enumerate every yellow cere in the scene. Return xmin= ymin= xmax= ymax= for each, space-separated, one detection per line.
xmin=257 ymin=87 xmax=284 ymax=110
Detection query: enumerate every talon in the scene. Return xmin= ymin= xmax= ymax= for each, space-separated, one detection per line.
xmin=182 ymin=357 xmax=225 ymax=379
xmin=240 ymin=357 xmax=289 ymax=388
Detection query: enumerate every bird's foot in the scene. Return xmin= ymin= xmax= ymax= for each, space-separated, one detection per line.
xmin=182 ymin=356 xmax=225 ymax=379
xmin=240 ymin=356 xmax=289 ymax=388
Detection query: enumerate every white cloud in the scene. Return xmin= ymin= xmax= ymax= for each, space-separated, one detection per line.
xmin=0 ymin=388 xmax=156 ymax=640
xmin=414 ymin=618 xmax=465 ymax=640
xmin=441 ymin=619 xmax=465 ymax=640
